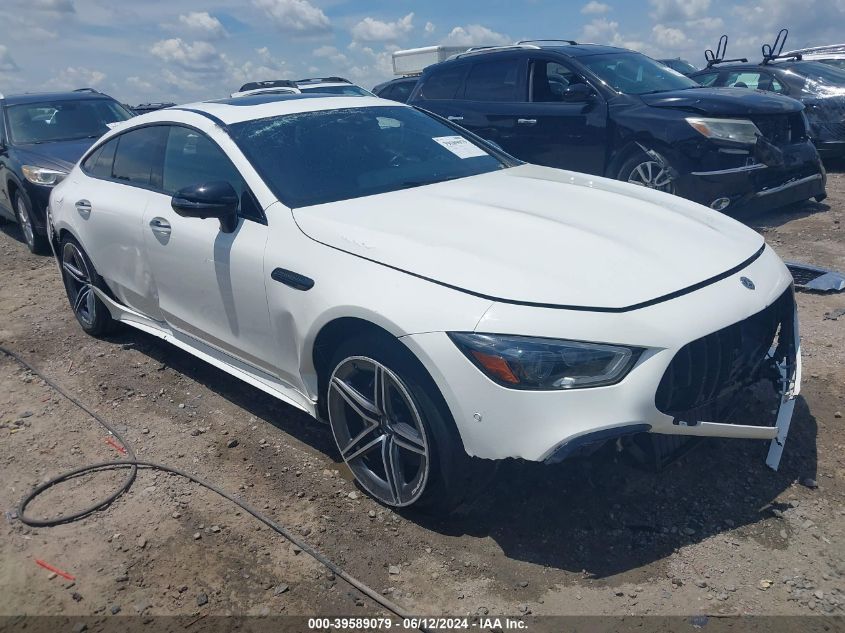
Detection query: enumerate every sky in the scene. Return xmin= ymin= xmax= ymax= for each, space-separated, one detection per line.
xmin=1 ymin=0 xmax=844 ymax=106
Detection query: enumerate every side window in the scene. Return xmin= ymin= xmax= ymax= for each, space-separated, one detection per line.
xmin=464 ymin=58 xmax=524 ymax=102
xmin=531 ymin=60 xmax=581 ymax=102
xmin=162 ymin=126 xmax=261 ymax=221
xmin=81 ymin=137 xmax=119 ymax=180
xmin=391 ymin=82 xmax=414 ymax=102
xmin=417 ymin=65 xmax=467 ymax=100
xmin=112 ymin=126 xmax=167 ymax=187
xmin=725 ymin=72 xmax=762 ymax=89
xmin=693 ymin=72 xmax=720 ymax=87
xmin=0 ymin=108 xmax=5 ymax=144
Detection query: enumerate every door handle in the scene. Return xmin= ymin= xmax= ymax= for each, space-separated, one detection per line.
xmin=75 ymin=199 xmax=92 ymax=217
xmin=447 ymin=115 xmax=464 ymax=122
xmin=517 ymin=118 xmax=537 ymax=126
xmin=149 ymin=217 xmax=172 ymax=235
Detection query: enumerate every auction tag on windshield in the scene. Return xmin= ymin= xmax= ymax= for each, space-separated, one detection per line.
xmin=433 ymin=136 xmax=488 ymax=159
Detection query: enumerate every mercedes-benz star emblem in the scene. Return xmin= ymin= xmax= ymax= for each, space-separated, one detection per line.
xmin=740 ymin=276 xmax=755 ymax=290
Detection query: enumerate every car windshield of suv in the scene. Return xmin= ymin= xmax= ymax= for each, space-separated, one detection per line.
xmin=299 ymin=85 xmax=372 ymax=96
xmin=7 ymin=99 xmax=133 ymax=144
xmin=232 ymin=105 xmax=509 ymax=208
xmin=582 ymin=52 xmax=700 ymax=94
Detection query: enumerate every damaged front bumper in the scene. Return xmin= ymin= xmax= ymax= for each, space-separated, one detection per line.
xmin=677 ymin=139 xmax=826 ymax=213
xmin=402 ymin=247 xmax=800 ymax=467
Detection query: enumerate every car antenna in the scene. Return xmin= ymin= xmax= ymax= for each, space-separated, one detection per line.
xmin=704 ymin=34 xmax=748 ymax=68
xmin=761 ymin=28 xmax=803 ymax=64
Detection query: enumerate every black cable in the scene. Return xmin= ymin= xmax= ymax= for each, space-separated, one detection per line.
xmin=1 ymin=344 xmax=422 ymax=626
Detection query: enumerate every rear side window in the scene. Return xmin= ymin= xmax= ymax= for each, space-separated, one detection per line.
xmin=112 ymin=126 xmax=167 ymax=187
xmin=465 ymin=59 xmax=524 ymax=102
xmin=417 ymin=65 xmax=467 ymax=100
xmin=82 ymin=137 xmax=118 ymax=179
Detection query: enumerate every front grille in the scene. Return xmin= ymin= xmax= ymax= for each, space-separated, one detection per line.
xmin=655 ymin=287 xmax=795 ymax=423
xmin=750 ymin=113 xmax=806 ymax=145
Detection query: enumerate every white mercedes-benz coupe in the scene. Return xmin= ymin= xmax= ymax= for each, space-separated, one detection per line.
xmin=48 ymin=94 xmax=800 ymax=511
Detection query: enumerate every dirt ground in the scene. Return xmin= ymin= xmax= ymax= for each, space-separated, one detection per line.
xmin=1 ymin=166 xmax=844 ymax=629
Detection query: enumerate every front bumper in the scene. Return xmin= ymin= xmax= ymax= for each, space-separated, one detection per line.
xmin=401 ymin=246 xmax=799 ymax=464
xmin=676 ymin=140 xmax=826 ymax=213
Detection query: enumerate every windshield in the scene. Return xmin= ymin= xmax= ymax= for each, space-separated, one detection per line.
xmin=786 ymin=61 xmax=845 ymax=87
xmin=816 ymin=59 xmax=845 ymax=71
xmin=582 ymin=52 xmax=700 ymax=94
xmin=7 ymin=99 xmax=133 ymax=144
xmin=231 ymin=105 xmax=509 ymax=208
xmin=299 ymin=85 xmax=372 ymax=96
xmin=661 ymin=59 xmax=697 ymax=75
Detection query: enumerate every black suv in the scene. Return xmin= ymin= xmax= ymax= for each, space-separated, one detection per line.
xmin=0 ymin=90 xmax=133 ymax=252
xmin=409 ymin=42 xmax=827 ymax=214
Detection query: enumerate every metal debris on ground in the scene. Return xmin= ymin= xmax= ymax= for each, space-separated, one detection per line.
xmin=786 ymin=262 xmax=845 ymax=292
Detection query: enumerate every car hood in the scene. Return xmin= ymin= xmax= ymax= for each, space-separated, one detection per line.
xmin=292 ymin=165 xmax=765 ymax=310
xmin=14 ymin=138 xmax=97 ymax=172
xmin=641 ymin=87 xmax=804 ymax=115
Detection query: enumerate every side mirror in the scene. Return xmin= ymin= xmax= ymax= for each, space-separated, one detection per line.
xmin=171 ymin=181 xmax=239 ymax=233
xmin=561 ymin=83 xmax=594 ymax=103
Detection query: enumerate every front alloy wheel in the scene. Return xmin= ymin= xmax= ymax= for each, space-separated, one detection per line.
xmin=623 ymin=159 xmax=676 ymax=194
xmin=15 ymin=194 xmax=48 ymax=254
xmin=328 ymin=356 xmax=430 ymax=507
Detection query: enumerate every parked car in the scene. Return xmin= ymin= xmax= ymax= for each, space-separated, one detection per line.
xmin=408 ymin=43 xmax=827 ymax=214
xmin=783 ymin=44 xmax=845 ymax=71
xmin=133 ymin=103 xmax=176 ymax=115
xmin=372 ymin=77 xmax=419 ymax=103
xmin=0 ymin=89 xmax=133 ymax=253
xmin=49 ymin=93 xmax=800 ymax=511
xmin=658 ymin=58 xmax=698 ymax=75
xmin=235 ymin=77 xmax=373 ymax=98
xmin=691 ymin=57 xmax=845 ymax=159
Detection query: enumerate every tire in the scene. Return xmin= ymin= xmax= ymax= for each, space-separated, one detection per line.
xmin=59 ymin=234 xmax=117 ymax=337
xmin=325 ymin=332 xmax=487 ymax=514
xmin=14 ymin=192 xmax=50 ymax=254
xmin=617 ymin=150 xmax=677 ymax=195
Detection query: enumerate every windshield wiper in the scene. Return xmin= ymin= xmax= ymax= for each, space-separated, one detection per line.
xmin=396 ymin=175 xmax=462 ymax=191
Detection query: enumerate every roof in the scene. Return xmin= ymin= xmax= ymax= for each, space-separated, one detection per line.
xmin=1 ymin=91 xmax=117 ymax=106
xmin=438 ymin=42 xmax=634 ymax=65
xmin=164 ymin=94 xmax=401 ymax=125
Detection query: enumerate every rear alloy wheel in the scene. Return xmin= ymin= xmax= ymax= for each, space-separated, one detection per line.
xmin=328 ymin=356 xmax=430 ymax=507
xmin=619 ymin=155 xmax=676 ymax=194
xmin=60 ymin=236 xmax=116 ymax=336
xmin=15 ymin=193 xmax=49 ymax=254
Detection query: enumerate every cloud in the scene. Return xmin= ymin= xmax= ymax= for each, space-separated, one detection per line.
xmin=652 ymin=24 xmax=687 ymax=48
xmin=580 ymin=19 xmax=647 ymax=53
xmin=424 ymin=21 xmax=435 ymax=35
xmin=351 ymin=13 xmax=414 ymax=42
xmin=0 ymin=45 xmax=19 ymax=72
xmin=46 ymin=67 xmax=106 ymax=91
xmin=442 ymin=24 xmax=510 ymax=47
xmin=313 ymin=45 xmax=349 ymax=65
xmin=581 ymin=1 xmax=611 ymax=15
xmin=649 ymin=0 xmax=711 ymax=22
xmin=126 ymin=76 xmax=154 ymax=92
xmin=176 ymin=11 xmax=227 ymax=40
xmin=150 ymin=38 xmax=226 ymax=73
xmin=253 ymin=0 xmax=331 ymax=35
xmin=29 ymin=0 xmax=74 ymax=13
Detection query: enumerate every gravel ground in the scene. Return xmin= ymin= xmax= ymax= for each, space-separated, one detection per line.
xmin=1 ymin=167 xmax=844 ymax=627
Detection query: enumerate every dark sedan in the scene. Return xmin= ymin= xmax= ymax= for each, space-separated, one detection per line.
xmin=0 ymin=90 xmax=133 ymax=252
xmin=691 ymin=61 xmax=845 ymax=158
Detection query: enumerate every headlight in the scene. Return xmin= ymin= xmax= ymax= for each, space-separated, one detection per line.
xmin=448 ymin=332 xmax=642 ymax=390
xmin=21 ymin=165 xmax=68 ymax=186
xmin=685 ymin=117 xmax=761 ymax=144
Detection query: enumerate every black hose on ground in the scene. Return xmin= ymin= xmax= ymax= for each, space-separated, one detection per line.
xmin=1 ymin=344 xmax=423 ymax=626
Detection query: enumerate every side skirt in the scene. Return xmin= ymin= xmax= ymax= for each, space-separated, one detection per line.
xmin=92 ymin=287 xmax=317 ymax=418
